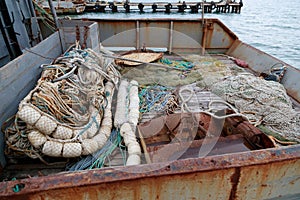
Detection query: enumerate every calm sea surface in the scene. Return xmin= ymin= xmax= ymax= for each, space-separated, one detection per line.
xmin=72 ymin=0 xmax=300 ymax=68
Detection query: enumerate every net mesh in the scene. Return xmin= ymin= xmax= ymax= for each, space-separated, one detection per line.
xmin=212 ymin=73 xmax=300 ymax=142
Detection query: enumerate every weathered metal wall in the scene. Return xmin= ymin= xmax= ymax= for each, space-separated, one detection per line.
xmin=59 ymin=20 xmax=100 ymax=53
xmin=4 ymin=0 xmax=35 ymax=49
xmin=0 ymin=33 xmax=10 ymax=67
xmin=0 ymin=32 xmax=62 ymax=168
xmin=0 ymin=0 xmax=42 ymax=67
xmin=0 ymin=145 xmax=299 ymax=199
xmin=96 ymin=18 xmax=237 ymax=54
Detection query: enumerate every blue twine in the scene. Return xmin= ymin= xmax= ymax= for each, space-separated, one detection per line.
xmin=139 ymin=85 xmax=175 ymax=113
xmin=67 ymin=129 xmax=121 ymax=171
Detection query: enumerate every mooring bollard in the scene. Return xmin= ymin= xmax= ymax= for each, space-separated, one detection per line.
xmin=95 ymin=3 xmax=106 ymax=12
xmin=178 ymin=1 xmax=187 ymax=12
xmin=152 ymin=3 xmax=157 ymax=12
xmin=165 ymin=3 xmax=172 ymax=13
xmin=86 ymin=1 xmax=242 ymax=14
xmin=190 ymin=3 xmax=200 ymax=13
xmin=124 ymin=3 xmax=130 ymax=13
xmin=109 ymin=3 xmax=118 ymax=12
xmin=138 ymin=3 xmax=144 ymax=13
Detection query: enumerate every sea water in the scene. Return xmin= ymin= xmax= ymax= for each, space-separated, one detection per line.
xmin=71 ymin=0 xmax=300 ymax=68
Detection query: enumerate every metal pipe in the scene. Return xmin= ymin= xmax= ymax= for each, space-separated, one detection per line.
xmin=202 ymin=24 xmax=207 ymax=55
xmin=202 ymin=1 xmax=204 ymax=27
xmin=201 ymin=1 xmax=206 ymax=55
xmin=137 ymin=127 xmax=152 ymax=164
xmin=0 ymin=17 xmax=14 ymax=59
xmin=47 ymin=0 xmax=59 ymax=29
xmin=136 ymin=20 xmax=140 ymax=50
xmin=168 ymin=21 xmax=173 ymax=54
xmin=26 ymin=0 xmax=35 ymax=17
xmin=0 ymin=0 xmax=22 ymax=58
xmin=27 ymin=0 xmax=43 ymax=42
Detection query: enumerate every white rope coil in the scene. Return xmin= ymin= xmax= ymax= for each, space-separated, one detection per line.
xmin=10 ymin=48 xmax=120 ymax=158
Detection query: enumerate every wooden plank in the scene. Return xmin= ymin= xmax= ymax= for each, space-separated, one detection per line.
xmin=137 ymin=126 xmax=152 ymax=164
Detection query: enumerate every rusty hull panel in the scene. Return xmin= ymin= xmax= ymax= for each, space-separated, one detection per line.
xmin=0 ymin=145 xmax=299 ymax=200
xmin=205 ymin=21 xmax=236 ymax=51
xmin=98 ymin=21 xmax=137 ymax=48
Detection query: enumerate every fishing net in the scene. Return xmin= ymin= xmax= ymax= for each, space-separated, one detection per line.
xmin=121 ymin=57 xmax=202 ymax=87
xmin=185 ymin=55 xmax=246 ymax=89
xmin=211 ymin=73 xmax=300 ymax=143
xmin=122 ymin=55 xmax=245 ymax=88
xmin=2 ymin=47 xmax=120 ymax=161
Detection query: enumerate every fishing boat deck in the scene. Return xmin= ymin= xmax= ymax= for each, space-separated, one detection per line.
xmin=2 ymin=52 xmax=297 ymax=182
xmin=0 ymin=16 xmax=299 ymax=199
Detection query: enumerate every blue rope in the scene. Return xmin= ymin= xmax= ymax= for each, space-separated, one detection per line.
xmin=139 ymin=85 xmax=176 ymax=113
xmin=67 ymin=129 xmax=122 ymax=171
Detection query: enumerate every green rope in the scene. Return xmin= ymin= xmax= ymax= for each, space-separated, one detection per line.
xmin=67 ymin=129 xmax=123 ymax=171
xmin=159 ymin=58 xmax=194 ymax=71
xmin=89 ymin=129 xmax=122 ymax=169
xmin=11 ymin=178 xmax=20 ymax=193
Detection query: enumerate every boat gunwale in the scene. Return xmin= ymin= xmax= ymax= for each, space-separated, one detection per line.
xmin=0 ymin=144 xmax=299 ymax=197
xmin=79 ymin=17 xmax=239 ymax=39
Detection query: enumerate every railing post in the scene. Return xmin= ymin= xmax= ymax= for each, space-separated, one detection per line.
xmin=136 ymin=21 xmax=140 ymax=50
xmin=47 ymin=0 xmax=59 ymax=29
xmin=169 ymin=21 xmax=173 ymax=54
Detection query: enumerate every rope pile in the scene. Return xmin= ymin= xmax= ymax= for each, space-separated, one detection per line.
xmin=139 ymin=85 xmax=178 ymax=114
xmin=3 ymin=47 xmax=120 ymax=161
xmin=212 ymin=73 xmax=300 ymax=143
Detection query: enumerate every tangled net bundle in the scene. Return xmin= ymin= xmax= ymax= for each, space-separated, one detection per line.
xmin=139 ymin=85 xmax=178 ymax=114
xmin=3 ymin=47 xmax=120 ymax=161
xmin=212 ymin=73 xmax=300 ymax=142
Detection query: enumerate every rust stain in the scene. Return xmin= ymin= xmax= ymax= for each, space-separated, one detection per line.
xmin=287 ymin=89 xmax=300 ymax=104
xmin=229 ymin=167 xmax=241 ymax=200
xmin=205 ymin=24 xmax=213 ymax=48
xmin=0 ymin=156 xmax=299 ymax=199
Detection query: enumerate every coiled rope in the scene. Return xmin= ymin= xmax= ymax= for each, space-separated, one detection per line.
xmin=2 ymin=47 xmax=120 ymax=161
